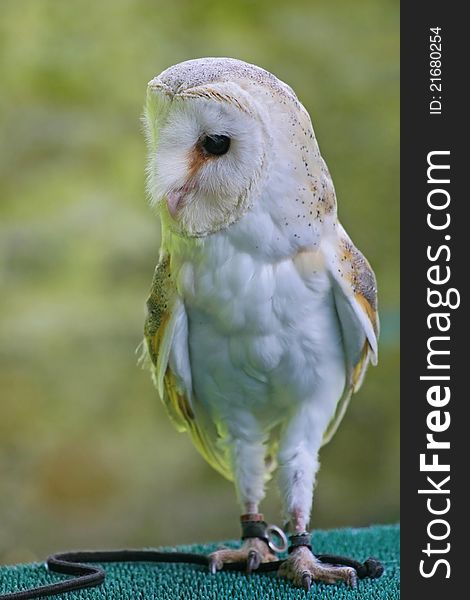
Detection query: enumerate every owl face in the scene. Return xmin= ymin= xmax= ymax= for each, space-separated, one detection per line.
xmin=144 ymin=58 xmax=331 ymax=241
xmin=145 ymin=77 xmax=269 ymax=237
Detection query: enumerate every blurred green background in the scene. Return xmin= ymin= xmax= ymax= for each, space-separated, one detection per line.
xmin=0 ymin=0 xmax=399 ymax=564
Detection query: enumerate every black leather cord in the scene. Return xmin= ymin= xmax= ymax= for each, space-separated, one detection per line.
xmin=0 ymin=548 xmax=384 ymax=599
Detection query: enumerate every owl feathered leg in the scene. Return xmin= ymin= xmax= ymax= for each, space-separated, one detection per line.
xmin=209 ymin=437 xmax=277 ymax=573
xmin=277 ymin=409 xmax=357 ymax=590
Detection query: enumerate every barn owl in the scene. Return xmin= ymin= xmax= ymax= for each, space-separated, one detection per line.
xmin=142 ymin=58 xmax=378 ymax=590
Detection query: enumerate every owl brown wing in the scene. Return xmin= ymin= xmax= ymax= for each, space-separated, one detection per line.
xmin=320 ymin=223 xmax=379 ymax=444
xmin=143 ymin=252 xmax=232 ymax=480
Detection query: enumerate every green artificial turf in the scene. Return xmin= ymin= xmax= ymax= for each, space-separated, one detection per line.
xmin=0 ymin=524 xmax=399 ymax=599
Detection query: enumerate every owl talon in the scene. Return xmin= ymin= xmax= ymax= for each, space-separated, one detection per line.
xmin=209 ymin=557 xmax=219 ymax=575
xmin=279 ymin=546 xmax=357 ymax=589
xmin=246 ymin=549 xmax=261 ymax=573
xmin=349 ymin=570 xmax=358 ymax=589
xmin=208 ymin=537 xmax=277 ymax=574
xmin=301 ymin=572 xmax=312 ymax=592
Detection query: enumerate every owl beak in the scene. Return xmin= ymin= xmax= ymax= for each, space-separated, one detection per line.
xmin=166 ymin=185 xmax=189 ymax=219
xmin=166 ymin=183 xmax=195 ymax=218
xmin=166 ymin=189 xmax=186 ymax=218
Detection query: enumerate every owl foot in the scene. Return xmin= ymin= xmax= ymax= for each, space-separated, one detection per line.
xmin=209 ymin=537 xmax=278 ymax=574
xmin=278 ymin=546 xmax=357 ymax=591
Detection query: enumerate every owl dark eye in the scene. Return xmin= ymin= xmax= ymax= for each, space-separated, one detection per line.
xmin=201 ymin=134 xmax=231 ymax=156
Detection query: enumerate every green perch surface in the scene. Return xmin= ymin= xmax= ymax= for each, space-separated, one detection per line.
xmin=0 ymin=523 xmax=399 ymax=599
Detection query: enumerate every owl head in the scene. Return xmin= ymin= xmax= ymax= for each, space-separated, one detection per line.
xmin=144 ymin=58 xmax=326 ymax=238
